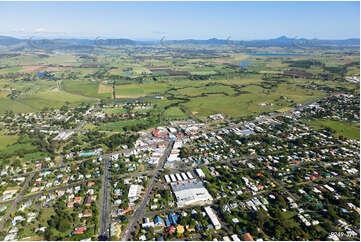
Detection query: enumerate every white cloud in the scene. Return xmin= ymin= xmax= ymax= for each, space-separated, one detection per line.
xmin=34 ymin=28 xmax=47 ymax=33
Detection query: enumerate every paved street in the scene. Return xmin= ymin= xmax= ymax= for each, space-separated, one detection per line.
xmin=121 ymin=140 xmax=174 ymax=241
xmin=0 ymin=173 xmax=34 ymax=231
xmin=99 ymin=156 xmax=111 ymax=240
xmin=0 ymin=179 xmax=97 ymax=206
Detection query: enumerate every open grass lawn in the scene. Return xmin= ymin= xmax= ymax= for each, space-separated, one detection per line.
xmin=0 ymin=67 xmax=23 ymax=72
xmin=104 ymin=107 xmax=128 ymax=114
xmin=115 ymin=82 xmax=169 ymax=98
xmin=308 ymin=119 xmax=360 ymax=139
xmin=0 ymin=77 xmax=95 ymax=113
xmin=173 ymin=83 xmax=236 ymax=97
xmin=164 ymin=106 xmax=189 ymax=120
xmin=182 ymin=83 xmax=325 ymax=117
xmin=115 ymin=85 xmax=145 ymax=98
xmin=0 ymin=133 xmax=18 ymax=150
xmin=18 ymin=90 xmax=95 ymax=110
xmin=0 ymin=91 xmax=94 ymax=114
xmin=0 ymin=142 xmax=36 ymax=156
xmin=277 ymin=107 xmax=296 ymax=112
xmin=63 ymin=79 xmax=111 ymax=99
xmin=23 ymin=151 xmax=50 ymax=161
xmin=0 ymin=97 xmax=38 ymax=114
xmin=0 ymin=136 xmax=51 ymax=163
xmin=97 ymin=119 xmax=149 ymax=132
xmin=346 ymin=65 xmax=360 ymax=76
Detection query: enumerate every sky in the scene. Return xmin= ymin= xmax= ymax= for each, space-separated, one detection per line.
xmin=0 ymin=1 xmax=359 ymax=40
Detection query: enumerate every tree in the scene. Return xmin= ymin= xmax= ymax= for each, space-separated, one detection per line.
xmin=57 ymin=218 xmax=71 ymax=232
xmin=110 ymin=235 xmax=119 ymax=241
xmin=44 ymin=228 xmax=56 ymax=240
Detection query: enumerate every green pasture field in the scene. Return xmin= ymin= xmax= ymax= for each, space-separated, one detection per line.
xmin=0 ymin=140 xmax=50 ymax=165
xmin=114 ymin=82 xmax=169 ymax=98
xmin=0 ymin=77 xmax=95 ymax=113
xmin=0 ymin=49 xmax=358 ymax=120
xmin=18 ymin=90 xmax=95 ymax=110
xmin=43 ymin=54 xmax=78 ymax=64
xmin=170 ymin=83 xmax=237 ymax=97
xmin=0 ymin=142 xmax=34 ymax=157
xmin=0 ymin=98 xmax=38 ymax=113
xmin=164 ymin=106 xmax=189 ymax=120
xmin=62 ymin=79 xmax=111 ymax=99
xmin=0 ymin=55 xmax=42 ymax=66
xmin=0 ymin=132 xmax=18 ymax=150
xmin=0 ymin=67 xmax=23 ymax=72
xmin=0 ymin=78 xmax=57 ymax=94
xmin=180 ymin=82 xmax=325 ymax=117
xmin=307 ymin=119 xmax=360 ymax=139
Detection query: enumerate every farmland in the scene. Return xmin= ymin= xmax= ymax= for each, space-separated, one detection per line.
xmin=0 ymin=44 xmax=358 ymax=120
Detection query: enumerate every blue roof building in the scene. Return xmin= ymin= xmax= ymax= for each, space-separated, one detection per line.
xmin=154 ymin=216 xmax=164 ymax=226
xmin=157 ymin=236 xmax=164 ymax=241
xmin=37 ymin=72 xmax=45 ymax=77
xmin=165 ymin=218 xmax=171 ymax=227
xmin=169 ymin=214 xmax=179 ymax=225
xmin=195 ymin=225 xmax=203 ymax=231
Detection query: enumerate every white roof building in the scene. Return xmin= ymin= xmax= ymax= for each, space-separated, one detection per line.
xmin=164 ymin=175 xmax=171 ymax=183
xmin=128 ymin=184 xmax=143 ymax=202
xmin=186 ymin=172 xmax=194 ymax=179
xmin=204 ymin=206 xmax=221 ymax=230
xmin=195 ymin=168 xmax=206 ymax=178
xmin=231 ymin=234 xmax=241 ymax=241
xmin=170 ymin=174 xmax=177 ymax=182
xmin=181 ymin=173 xmax=188 ymax=180
xmin=175 ymin=173 xmax=183 ymax=181
xmin=171 ymin=181 xmax=213 ymax=207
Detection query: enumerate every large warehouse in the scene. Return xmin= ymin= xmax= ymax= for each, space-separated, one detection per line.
xmin=170 ymin=180 xmax=213 ymax=207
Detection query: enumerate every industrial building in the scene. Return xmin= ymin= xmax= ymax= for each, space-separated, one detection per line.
xmin=164 ymin=175 xmax=171 ymax=183
xmin=171 ymin=180 xmax=213 ymax=207
xmin=170 ymin=174 xmax=177 ymax=182
xmin=195 ymin=168 xmax=206 ymax=178
xmin=186 ymin=172 xmax=194 ymax=179
xmin=164 ymin=172 xmax=194 ymax=183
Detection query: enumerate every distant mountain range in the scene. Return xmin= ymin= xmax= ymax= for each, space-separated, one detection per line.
xmin=0 ymin=35 xmax=359 ymax=50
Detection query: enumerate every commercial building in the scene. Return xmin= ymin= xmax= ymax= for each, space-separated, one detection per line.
xmin=128 ymin=184 xmax=143 ymax=202
xmin=204 ymin=206 xmax=221 ymax=230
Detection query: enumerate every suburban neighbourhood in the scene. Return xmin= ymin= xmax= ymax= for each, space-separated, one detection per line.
xmin=0 ymin=92 xmax=359 ymax=241
xmin=0 ymin=1 xmax=360 ymax=241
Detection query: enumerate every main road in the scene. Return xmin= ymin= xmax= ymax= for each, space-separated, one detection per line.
xmin=98 ymin=156 xmax=111 ymax=240
xmin=0 ymin=173 xmax=34 ymax=231
xmin=121 ymin=140 xmax=174 ymax=241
